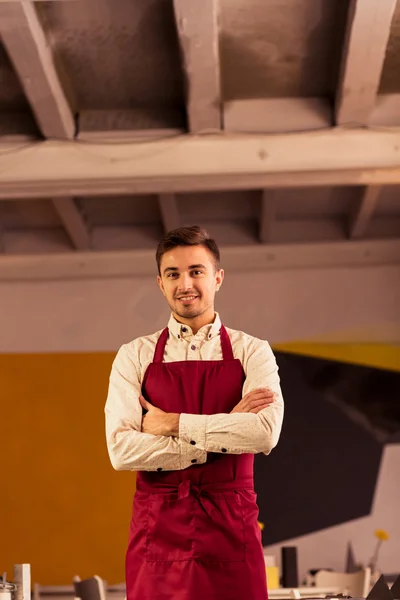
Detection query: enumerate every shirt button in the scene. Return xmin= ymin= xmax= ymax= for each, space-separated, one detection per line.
xmin=191 ymin=345 xmax=196 ymax=350
xmin=191 ymin=459 xmax=197 ymax=464
xmin=157 ymin=467 xmax=163 ymax=471
xmin=221 ymin=448 xmax=227 ymax=453
xmin=190 ymin=440 xmax=196 ymax=445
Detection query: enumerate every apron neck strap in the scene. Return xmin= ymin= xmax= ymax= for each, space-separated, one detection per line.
xmin=219 ymin=324 xmax=234 ymax=360
xmin=153 ymin=328 xmax=169 ymax=363
xmin=153 ymin=324 xmax=235 ymax=363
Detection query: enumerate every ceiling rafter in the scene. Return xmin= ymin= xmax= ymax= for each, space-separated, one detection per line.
xmin=173 ymin=0 xmax=221 ymax=133
xmin=336 ymin=0 xmax=397 ymax=126
xmin=0 ymin=226 xmax=5 ymax=254
xmin=158 ymin=194 xmax=180 ymax=233
xmin=259 ymin=190 xmax=277 ymax=243
xmin=52 ymin=197 xmax=91 ymax=250
xmin=349 ymin=186 xmax=382 ymax=239
xmin=0 ymin=1 xmax=75 ymax=139
xmin=0 ymin=2 xmax=92 ymax=250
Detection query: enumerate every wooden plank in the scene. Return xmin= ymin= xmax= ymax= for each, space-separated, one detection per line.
xmin=224 ymin=98 xmax=332 ymax=133
xmin=173 ymin=0 xmax=221 ymax=132
xmin=259 ymin=190 xmax=277 ymax=243
xmin=1 ymin=129 xmax=400 ymax=198
xmin=0 ymin=1 xmax=75 ymax=139
xmin=158 ymin=194 xmax=180 ymax=232
xmin=349 ymin=186 xmax=382 ymax=239
xmin=0 ymin=239 xmax=399 ymax=282
xmin=0 ymin=225 xmax=5 ymax=253
xmin=336 ymin=0 xmax=397 ymax=126
xmin=52 ymin=197 xmax=91 ymax=250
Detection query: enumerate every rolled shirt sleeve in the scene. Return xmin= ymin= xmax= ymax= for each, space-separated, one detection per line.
xmin=105 ymin=343 xmax=207 ymax=472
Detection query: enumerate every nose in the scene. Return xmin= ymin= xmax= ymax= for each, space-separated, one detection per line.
xmin=178 ymin=272 xmax=193 ymax=291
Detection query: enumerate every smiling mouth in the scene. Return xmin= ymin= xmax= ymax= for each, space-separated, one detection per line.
xmin=176 ymin=296 xmax=198 ymax=303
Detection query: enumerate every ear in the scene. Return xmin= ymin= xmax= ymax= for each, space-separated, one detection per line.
xmin=157 ymin=275 xmax=166 ymax=297
xmin=215 ymin=268 xmax=224 ymax=291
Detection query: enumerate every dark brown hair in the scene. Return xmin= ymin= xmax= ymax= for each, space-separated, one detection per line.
xmin=156 ymin=225 xmax=220 ymax=275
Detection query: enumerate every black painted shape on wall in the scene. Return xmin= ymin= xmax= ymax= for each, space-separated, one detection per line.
xmin=390 ymin=575 xmax=400 ymax=600
xmin=345 ymin=541 xmax=360 ymax=573
xmin=255 ymin=352 xmax=383 ymax=546
xmin=367 ymin=575 xmax=394 ymax=600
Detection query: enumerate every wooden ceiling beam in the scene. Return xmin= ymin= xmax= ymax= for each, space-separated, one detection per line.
xmin=2 ymin=129 xmax=400 ymax=197
xmin=173 ymin=0 xmax=221 ymax=132
xmin=259 ymin=190 xmax=277 ymax=243
xmin=52 ymin=197 xmax=91 ymax=250
xmin=0 ymin=226 xmax=5 ymax=254
xmin=0 ymin=2 xmax=90 ymax=250
xmin=0 ymin=239 xmax=399 ymax=282
xmin=349 ymin=186 xmax=382 ymax=239
xmin=336 ymin=0 xmax=397 ymax=126
xmin=158 ymin=194 xmax=180 ymax=233
xmin=0 ymin=1 xmax=75 ymax=139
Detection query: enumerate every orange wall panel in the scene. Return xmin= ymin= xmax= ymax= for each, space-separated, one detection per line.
xmin=0 ymin=353 xmax=135 ymax=585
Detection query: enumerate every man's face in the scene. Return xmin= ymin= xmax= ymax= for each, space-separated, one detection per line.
xmin=157 ymin=245 xmax=224 ymax=321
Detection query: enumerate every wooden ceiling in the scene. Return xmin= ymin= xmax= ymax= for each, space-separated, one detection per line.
xmin=0 ymin=0 xmax=399 ymax=280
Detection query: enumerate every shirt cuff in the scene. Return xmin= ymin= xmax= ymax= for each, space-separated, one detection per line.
xmin=179 ymin=413 xmax=208 ymax=451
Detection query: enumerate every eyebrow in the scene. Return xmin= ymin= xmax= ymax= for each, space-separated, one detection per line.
xmin=163 ymin=264 xmax=207 ymax=275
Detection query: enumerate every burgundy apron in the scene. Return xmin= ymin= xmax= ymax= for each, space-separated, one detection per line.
xmin=126 ymin=325 xmax=268 ymax=600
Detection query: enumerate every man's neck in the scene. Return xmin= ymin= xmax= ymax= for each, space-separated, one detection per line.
xmin=173 ymin=310 xmax=216 ymax=335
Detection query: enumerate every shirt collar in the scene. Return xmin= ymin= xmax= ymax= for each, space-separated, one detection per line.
xmin=168 ymin=312 xmax=221 ymax=341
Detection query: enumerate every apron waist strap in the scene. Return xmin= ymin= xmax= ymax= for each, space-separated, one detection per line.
xmin=137 ymin=477 xmax=254 ymax=498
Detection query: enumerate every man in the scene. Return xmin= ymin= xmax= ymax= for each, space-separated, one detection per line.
xmin=105 ymin=225 xmax=284 ymax=600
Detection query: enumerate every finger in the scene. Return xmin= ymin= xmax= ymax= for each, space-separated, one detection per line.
xmin=250 ymin=397 xmax=275 ymax=408
xmin=244 ymin=389 xmax=275 ymax=402
xmin=240 ymin=396 xmax=270 ymax=412
xmin=241 ymin=391 xmax=269 ymax=406
xmin=250 ymin=403 xmax=272 ymax=414
xmin=255 ymin=389 xmax=275 ymax=398
xmin=251 ymin=395 xmax=275 ymax=403
xmin=243 ymin=389 xmax=265 ymax=399
xmin=139 ymin=395 xmax=152 ymax=411
xmin=248 ymin=404 xmax=272 ymax=413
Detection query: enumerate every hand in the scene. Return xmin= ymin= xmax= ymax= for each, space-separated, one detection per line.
xmin=139 ymin=396 xmax=180 ymax=437
xmin=231 ymin=388 xmax=276 ymax=414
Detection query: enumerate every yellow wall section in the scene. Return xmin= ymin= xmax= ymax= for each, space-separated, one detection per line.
xmin=1 ymin=345 xmax=399 ymax=585
xmin=272 ymin=343 xmax=400 ymax=373
xmin=0 ymin=353 xmax=134 ymax=585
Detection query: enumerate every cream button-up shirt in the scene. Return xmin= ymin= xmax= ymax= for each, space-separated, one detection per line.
xmin=105 ymin=312 xmax=284 ymax=472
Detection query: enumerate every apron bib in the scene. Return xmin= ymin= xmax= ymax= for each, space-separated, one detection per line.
xmin=126 ymin=325 xmax=268 ymax=600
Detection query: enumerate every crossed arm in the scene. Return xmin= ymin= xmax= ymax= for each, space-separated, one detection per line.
xmin=105 ymin=341 xmax=284 ymax=472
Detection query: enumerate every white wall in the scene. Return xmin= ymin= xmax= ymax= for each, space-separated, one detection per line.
xmin=1 ymin=264 xmax=399 ymax=352
xmin=263 ymin=444 xmax=400 ymax=579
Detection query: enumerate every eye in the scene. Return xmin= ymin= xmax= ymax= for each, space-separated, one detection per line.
xmin=192 ymin=270 xmax=203 ymax=276
xmin=167 ymin=272 xmax=178 ymax=278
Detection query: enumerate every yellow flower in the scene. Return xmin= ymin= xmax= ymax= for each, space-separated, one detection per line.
xmin=258 ymin=521 xmax=265 ymax=531
xmin=375 ymin=529 xmax=389 ymax=541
